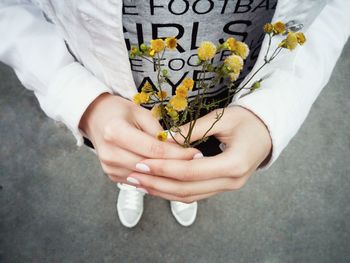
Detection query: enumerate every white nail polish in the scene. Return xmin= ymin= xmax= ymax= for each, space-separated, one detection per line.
xmin=165 ymin=130 xmax=177 ymax=141
xmin=219 ymin=143 xmax=226 ymax=151
xmin=193 ymin=152 xmax=204 ymax=159
xmin=168 ymin=130 xmax=177 ymax=137
xmin=136 ymin=163 xmax=151 ymax=172
xmin=127 ymin=177 xmax=140 ymax=185
xmin=137 ymin=188 xmax=148 ymax=194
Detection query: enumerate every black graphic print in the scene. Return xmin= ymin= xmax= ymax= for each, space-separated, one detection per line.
xmin=123 ymin=0 xmax=277 ymax=103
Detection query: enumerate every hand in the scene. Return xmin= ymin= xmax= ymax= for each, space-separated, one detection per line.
xmin=127 ymin=106 xmax=272 ymax=203
xmin=79 ymin=93 xmax=200 ymax=184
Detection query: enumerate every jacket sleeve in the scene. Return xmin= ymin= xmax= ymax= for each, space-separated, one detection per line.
xmin=230 ymin=0 xmax=350 ymax=169
xmin=0 ymin=1 xmax=113 ymax=146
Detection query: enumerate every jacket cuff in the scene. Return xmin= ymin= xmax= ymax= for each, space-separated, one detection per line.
xmin=44 ymin=62 xmax=112 ymax=146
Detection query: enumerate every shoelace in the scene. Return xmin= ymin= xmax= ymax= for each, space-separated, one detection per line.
xmin=119 ymin=184 xmax=143 ymax=210
xmin=173 ymin=201 xmax=193 ymax=212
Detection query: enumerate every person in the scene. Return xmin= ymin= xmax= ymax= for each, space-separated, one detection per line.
xmin=0 ymin=0 xmax=349 ymax=228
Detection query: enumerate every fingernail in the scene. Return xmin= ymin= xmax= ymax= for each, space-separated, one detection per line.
xmin=219 ymin=143 xmax=226 ymax=151
xmin=136 ymin=163 xmax=151 ymax=173
xmin=137 ymin=188 xmax=148 ymax=194
xmin=127 ymin=177 xmax=140 ymax=185
xmin=166 ymin=130 xmax=177 ymax=141
xmin=193 ymin=152 xmax=204 ymax=159
xmin=168 ymin=130 xmax=177 ymax=137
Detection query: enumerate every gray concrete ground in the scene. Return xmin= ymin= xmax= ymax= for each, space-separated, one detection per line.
xmin=1 ymin=41 xmax=350 ymax=263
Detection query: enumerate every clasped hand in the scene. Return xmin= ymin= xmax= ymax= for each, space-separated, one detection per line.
xmin=79 ymin=93 xmax=272 ymax=203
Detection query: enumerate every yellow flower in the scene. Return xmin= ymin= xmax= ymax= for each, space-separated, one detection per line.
xmin=228 ymin=72 xmax=240 ymax=82
xmin=156 ymin=90 xmax=168 ymax=100
xmin=165 ymin=37 xmax=177 ymax=50
xmin=225 ymin=37 xmax=237 ymax=52
xmin=169 ymin=95 xmax=187 ymax=111
xmin=141 ymin=81 xmax=153 ymax=93
xmin=198 ymin=41 xmax=217 ymax=61
xmin=273 ymin=21 xmax=286 ymax=35
xmin=149 ymin=49 xmax=156 ymax=57
xmin=224 ymin=54 xmax=243 ymax=74
xmin=263 ymin=23 xmax=274 ymax=34
xmin=285 ymin=32 xmax=298 ymax=50
xmin=235 ymin=41 xmax=250 ymax=60
xmin=182 ymin=78 xmax=195 ymax=90
xmin=151 ymin=104 xmax=162 ymax=120
xmin=296 ymin=32 xmax=306 ymax=45
xmin=150 ymin=39 xmax=165 ymax=53
xmin=166 ymin=106 xmax=179 ymax=121
xmin=175 ymin=85 xmax=188 ymax=98
xmin=132 ymin=92 xmax=150 ymax=104
xmin=131 ymin=46 xmax=138 ymax=55
xmin=157 ymin=131 xmax=168 ymax=142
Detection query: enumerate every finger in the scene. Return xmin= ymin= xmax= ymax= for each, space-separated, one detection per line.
xmin=127 ymin=171 xmax=247 ymax=197
xmin=104 ymin=118 xmax=200 ymax=160
xmin=106 ymin=174 xmax=128 ymax=184
xmin=98 ymin=145 xmax=144 ymax=171
xmin=101 ymin=165 xmax=132 ymax=178
xmin=147 ymin=188 xmax=220 ymax=203
xmin=134 ymin=107 xmax=163 ymax=136
xmin=136 ymin=151 xmax=248 ymax=181
xmin=107 ymin=175 xmax=150 ymax=194
xmin=170 ymin=109 xmax=224 ymax=144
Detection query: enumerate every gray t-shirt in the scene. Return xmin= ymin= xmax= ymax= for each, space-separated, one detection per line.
xmin=123 ymin=0 xmax=277 ymax=103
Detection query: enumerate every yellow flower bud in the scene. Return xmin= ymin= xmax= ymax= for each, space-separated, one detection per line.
xmin=156 ymin=90 xmax=168 ymax=100
xmin=182 ymin=78 xmax=195 ymax=90
xmin=157 ymin=131 xmax=168 ymax=142
xmin=141 ymin=81 xmax=153 ymax=93
xmin=225 ymin=37 xmax=237 ymax=52
xmin=273 ymin=21 xmax=286 ymax=35
xmin=132 ymin=92 xmax=150 ymax=104
xmin=175 ymin=85 xmax=188 ymax=98
xmin=197 ymin=41 xmax=217 ymax=61
xmin=130 ymin=46 xmax=138 ymax=55
xmin=150 ymin=39 xmax=165 ymax=53
xmin=149 ymin=49 xmax=156 ymax=57
xmin=263 ymin=23 xmax=274 ymax=34
xmin=169 ymin=95 xmax=188 ymax=111
xmin=285 ymin=32 xmax=298 ymax=50
xmin=224 ymin=54 xmax=244 ymax=74
xmin=296 ymin=32 xmax=306 ymax=45
xmin=235 ymin=41 xmax=250 ymax=60
xmin=165 ymin=36 xmax=177 ymax=50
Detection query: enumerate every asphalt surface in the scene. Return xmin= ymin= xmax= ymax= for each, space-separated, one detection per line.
xmin=0 ymin=41 xmax=349 ymax=263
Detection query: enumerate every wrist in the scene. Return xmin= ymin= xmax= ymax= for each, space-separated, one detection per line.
xmin=79 ymin=92 xmax=113 ymax=137
xmin=233 ymin=105 xmax=273 ymax=165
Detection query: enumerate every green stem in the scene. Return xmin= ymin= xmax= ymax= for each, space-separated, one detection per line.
xmin=140 ymin=55 xmax=154 ymax=64
xmin=264 ymin=34 xmax=272 ymax=62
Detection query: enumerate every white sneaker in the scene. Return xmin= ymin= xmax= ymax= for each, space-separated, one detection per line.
xmin=117 ymin=183 xmax=146 ymax=228
xmin=170 ymin=201 xmax=198 ymax=227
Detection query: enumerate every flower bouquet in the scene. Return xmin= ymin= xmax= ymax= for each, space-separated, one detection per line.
xmin=130 ymin=21 xmax=306 ymax=148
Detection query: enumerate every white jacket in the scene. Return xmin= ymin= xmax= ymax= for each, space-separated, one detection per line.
xmin=0 ymin=0 xmax=349 ymax=168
